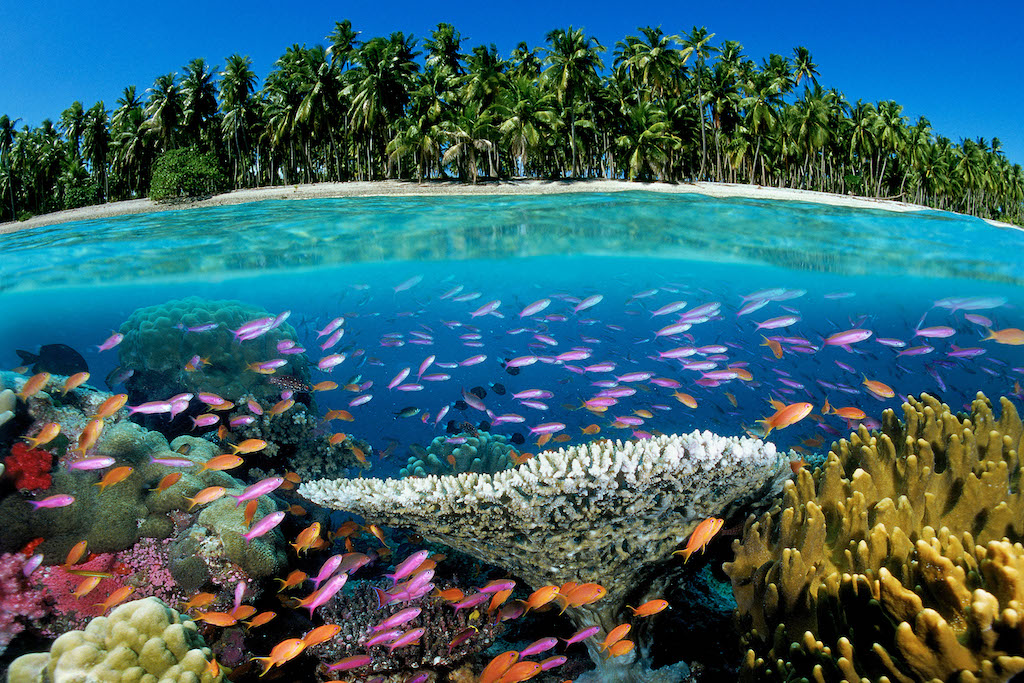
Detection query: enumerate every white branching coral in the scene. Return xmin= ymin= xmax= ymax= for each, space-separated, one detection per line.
xmin=301 ymin=431 xmax=787 ymax=635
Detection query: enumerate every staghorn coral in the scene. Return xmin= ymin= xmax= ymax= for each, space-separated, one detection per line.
xmin=301 ymin=431 xmax=788 ymax=679
xmin=724 ymin=392 xmax=1024 ymax=682
xmin=400 ymin=430 xmax=514 ymax=478
xmin=116 ymin=296 xmax=308 ymax=405
xmin=6 ymin=597 xmax=223 ymax=683
xmin=307 ymin=580 xmax=506 ymax=681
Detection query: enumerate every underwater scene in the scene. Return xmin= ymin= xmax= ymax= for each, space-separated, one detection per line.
xmin=1 ymin=191 xmax=1024 ymax=682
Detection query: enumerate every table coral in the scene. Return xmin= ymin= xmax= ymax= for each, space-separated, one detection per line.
xmin=300 ymin=430 xmax=788 ymax=679
xmin=3 ymin=442 xmax=53 ymax=491
xmin=724 ymin=392 xmax=1024 ymax=682
xmin=6 ymin=597 xmax=223 ymax=683
xmin=0 ymin=552 xmax=48 ymax=657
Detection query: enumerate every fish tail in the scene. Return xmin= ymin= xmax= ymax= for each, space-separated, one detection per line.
xmin=982 ymin=328 xmax=995 ymax=341
xmin=21 ymin=436 xmax=39 ymax=449
xmin=371 ymin=586 xmax=392 ymax=609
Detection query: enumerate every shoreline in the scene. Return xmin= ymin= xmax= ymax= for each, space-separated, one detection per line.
xmin=1 ymin=178 xmax=1019 ymax=234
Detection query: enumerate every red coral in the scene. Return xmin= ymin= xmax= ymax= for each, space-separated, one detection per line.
xmin=4 ymin=442 xmax=53 ymax=491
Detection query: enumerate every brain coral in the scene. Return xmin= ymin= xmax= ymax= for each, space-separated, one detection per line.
xmin=116 ymin=296 xmax=308 ymax=404
xmin=301 ymin=431 xmax=788 ymax=679
xmin=6 ymin=597 xmax=223 ymax=683
xmin=400 ymin=430 xmax=514 ymax=478
xmin=724 ymin=392 xmax=1024 ymax=682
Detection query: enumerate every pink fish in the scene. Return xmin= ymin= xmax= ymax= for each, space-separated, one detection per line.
xmin=386 ymin=550 xmax=430 ymax=584
xmin=320 ymin=327 xmax=345 ymax=350
xmin=470 ymin=300 xmax=501 ymax=317
xmin=655 ymin=321 xmax=690 ymax=337
xmin=948 ymin=345 xmax=986 ymax=358
xmin=461 ymin=389 xmax=486 ymax=411
xmin=562 ymin=625 xmax=601 ymax=646
xmin=492 ymin=413 xmax=525 ymax=424
xmin=22 ymin=554 xmax=43 ymax=577
xmin=229 ymin=415 xmax=255 ymax=428
xmin=327 ymin=654 xmax=372 ymax=672
xmin=29 ymin=494 xmax=75 ymax=509
xmin=417 ymin=355 xmax=435 ymax=379
xmin=150 ymin=456 xmax=194 ymax=467
xmin=452 ymin=592 xmax=491 ymax=611
xmin=616 ymin=371 xmax=654 ymax=382
xmin=658 ymin=347 xmax=695 ymax=359
xmin=915 ymin=326 xmax=955 ymax=339
xmin=651 ymin=300 xmax=688 ymax=317
xmin=393 ymin=275 xmax=423 ymax=292
xmin=574 ymin=295 xmax=603 ymax=312
xmin=876 ymin=337 xmax=906 ymax=348
xmin=452 ymin=292 xmax=481 ymax=302
xmin=231 ymin=477 xmax=284 ymax=507
xmin=388 ymin=367 xmax=411 ymax=389
xmin=520 ymin=299 xmax=551 ymax=317
xmin=318 ymin=354 xmax=346 ymax=371
xmin=898 ymin=345 xmax=934 ymax=356
xmin=521 ymin=637 xmax=558 ymax=658
xmin=460 ymin=354 xmax=487 ymax=366
xmin=198 ymin=392 xmax=225 ymax=406
xmin=348 ymin=394 xmax=373 ymax=407
xmin=934 ymin=296 xmax=1006 ymax=311
xmin=191 ymin=414 xmax=219 ymax=429
xmin=650 ymin=377 xmax=681 ymax=388
xmin=556 ymin=349 xmax=591 ymax=362
xmin=364 ymin=628 xmax=404 ymax=647
xmin=507 ymin=356 xmax=538 ymax=368
xmin=233 ymin=317 xmax=274 ymax=341
xmin=316 ymin=317 xmax=344 ymax=338
xmin=395 ymin=383 xmax=424 ymax=392
xmin=69 ymin=456 xmax=116 ymax=471
xmin=584 ymin=362 xmax=616 ymax=372
xmin=519 ymin=400 xmax=549 ymax=410
xmin=824 ymin=329 xmax=873 ymax=346
xmin=514 ymin=389 xmax=553 ymax=399
xmin=440 ymin=285 xmax=464 ymax=299
xmin=242 ymin=511 xmax=286 ymax=543
xmin=756 ymin=315 xmax=800 ymax=330
xmin=97 ymin=332 xmax=124 ymax=352
xmin=529 ymin=422 xmax=565 ymax=435
xmin=302 ymin=573 xmax=348 ymax=616
xmin=737 ymin=299 xmax=770 ymax=316
xmin=542 ymin=655 xmax=568 ymax=670
xmin=434 ymin=404 xmax=451 ymax=425
xmin=388 ymin=627 xmax=426 ymax=652
xmin=373 ymin=606 xmax=422 ymax=631
xmin=702 ymin=370 xmax=739 ymax=381
xmin=311 ymin=554 xmax=345 ymax=589
xmin=965 ymin=313 xmax=992 ymax=326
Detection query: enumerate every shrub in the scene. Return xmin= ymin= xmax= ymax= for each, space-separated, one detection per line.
xmin=149 ymin=148 xmax=227 ymax=201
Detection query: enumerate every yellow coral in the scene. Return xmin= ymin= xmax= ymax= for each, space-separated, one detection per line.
xmin=724 ymin=393 xmax=1024 ymax=682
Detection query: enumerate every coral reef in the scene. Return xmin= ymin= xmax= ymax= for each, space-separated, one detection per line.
xmin=0 ymin=552 xmax=48 ymax=657
xmin=301 ymin=431 xmax=788 ymax=678
xmin=0 ymin=389 xmax=14 ymax=430
xmin=400 ymin=430 xmax=514 ymax=478
xmin=307 ymin=580 xmax=506 ymax=680
xmin=3 ymin=443 xmax=52 ymax=491
xmin=724 ymin=392 xmax=1024 ymax=682
xmin=6 ymin=597 xmax=223 ymax=683
xmin=116 ymin=296 xmax=308 ymax=405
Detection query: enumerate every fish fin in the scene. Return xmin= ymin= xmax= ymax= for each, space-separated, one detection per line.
xmin=16 ymin=349 xmax=38 ymax=364
xmin=371 ymin=586 xmax=392 ymax=609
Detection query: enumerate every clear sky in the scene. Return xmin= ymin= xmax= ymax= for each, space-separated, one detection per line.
xmin=1 ymin=0 xmax=1022 ymax=163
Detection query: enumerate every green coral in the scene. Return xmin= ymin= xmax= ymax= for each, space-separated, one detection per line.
xmin=400 ymin=430 xmax=514 ymax=477
xmin=6 ymin=597 xmax=223 ymax=683
xmin=724 ymin=392 xmax=1024 ymax=682
xmin=116 ymin=296 xmax=308 ymax=404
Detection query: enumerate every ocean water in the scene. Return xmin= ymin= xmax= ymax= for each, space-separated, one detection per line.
xmin=1 ymin=190 xmax=1023 ymax=679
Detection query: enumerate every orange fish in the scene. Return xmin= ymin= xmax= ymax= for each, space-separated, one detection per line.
xmin=302 ymin=624 xmax=342 ymax=647
xmin=328 ymin=432 xmax=347 ymax=446
xmin=94 ymin=393 xmax=128 ymax=419
xmin=217 ymin=425 xmax=229 ymax=441
xmin=287 ymin=504 xmax=307 ymax=516
xmin=195 ymin=611 xmax=238 ymax=627
xmin=95 ymin=465 xmax=133 ymax=493
xmin=434 ymin=587 xmax=465 ymax=602
xmin=790 ymin=457 xmax=808 ymax=474
xmin=230 ymin=439 xmax=267 ymax=455
xmin=523 ymin=585 xmax=560 ymax=612
xmin=245 ymin=611 xmax=277 ymax=629
xmin=184 ymin=486 xmax=227 ymax=510
xmin=559 ymin=582 xmax=607 ymax=612
xmin=673 ymin=517 xmax=725 ymax=562
xmin=862 ymin=375 xmax=895 ymax=399
xmin=16 ymin=373 xmax=50 ymax=400
xmin=758 ymin=402 xmax=813 ymax=436
xmin=600 ymin=624 xmax=631 ymax=651
xmin=198 ymin=454 xmax=244 ymax=473
xmin=291 ymin=522 xmax=322 ymax=556
xmin=672 ymin=391 xmax=698 ymax=409
xmin=634 ymin=409 xmax=654 ymax=419
xmin=95 ymin=586 xmax=134 ymax=613
xmin=983 ymin=327 xmax=1024 ymax=345
xmin=244 ymin=499 xmax=259 ymax=527
xmin=368 ymin=524 xmax=390 ymax=548
xmin=268 ymin=399 xmax=294 ymax=416
xmin=605 ymin=638 xmax=635 ymax=658
xmin=251 ymin=638 xmax=307 ymax=675
xmin=23 ymin=422 xmax=60 ymax=449
xmin=324 ymin=409 xmax=354 ymax=422
xmin=628 ymin=598 xmax=669 ymax=617
xmin=75 ymin=418 xmax=105 ymax=455
xmin=230 ymin=605 xmax=257 ymax=621
xmin=760 ymin=335 xmax=783 ymax=359
xmin=205 ymin=658 xmax=220 ymax=678
xmin=821 ymin=397 xmax=831 ymax=414
xmin=536 ymin=432 xmax=552 ymax=447
xmin=488 ymin=589 xmax=513 ymax=614
xmin=334 ymin=520 xmax=361 ymax=538
xmin=211 ymin=400 xmax=235 ymax=412
xmin=343 ymin=383 xmax=361 ymax=392
xmin=510 ymin=450 xmax=533 ymax=466
xmin=275 ymin=569 xmax=308 ymax=592
xmin=581 ymin=424 xmax=601 ymax=435
xmin=352 ymin=446 xmax=367 ymax=464
xmin=733 ymin=367 xmax=753 ymax=381
xmin=478 ymin=651 xmax=520 ymax=683
xmin=495 ymin=661 xmax=541 ymax=683
xmin=151 ymin=472 xmax=182 ymax=493
xmin=312 ymin=381 xmax=338 ymax=391
xmin=61 ymin=372 xmax=90 ymax=395
xmin=284 ymin=471 xmax=301 ymax=484
xmin=553 ymin=434 xmax=571 ymax=443
xmin=181 ymin=593 xmax=217 ymax=611
xmin=72 ymin=575 xmax=102 ymax=599
xmin=831 ymin=406 xmax=866 ymax=420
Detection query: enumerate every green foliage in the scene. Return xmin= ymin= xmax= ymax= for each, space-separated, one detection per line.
xmin=63 ymin=179 xmax=99 ymax=210
xmin=148 ymin=147 xmax=226 ymax=200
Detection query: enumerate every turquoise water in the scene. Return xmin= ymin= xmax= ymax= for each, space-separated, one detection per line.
xmin=1 ymin=191 xmax=1023 ymax=679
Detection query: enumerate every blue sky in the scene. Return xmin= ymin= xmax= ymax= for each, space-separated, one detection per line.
xmin=1 ymin=0 xmax=1022 ymax=163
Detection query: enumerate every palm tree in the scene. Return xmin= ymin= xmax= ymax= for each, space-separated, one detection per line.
xmin=741 ymin=68 xmax=784 ymax=184
xmin=220 ymin=54 xmax=259 ymax=186
xmin=498 ymin=75 xmax=560 ymax=176
xmin=181 ymin=58 xmax=220 ymax=149
xmin=82 ymin=101 xmax=110 ymax=200
xmin=871 ymin=99 xmax=906 ymax=196
xmin=679 ymin=26 xmax=718 ymax=180
xmin=59 ymin=101 xmax=86 ymax=160
xmin=613 ymin=27 xmax=681 ymax=104
xmin=792 ymin=46 xmax=819 ymax=91
xmin=615 ymin=100 xmax=679 ymax=180
xmin=327 ymin=19 xmax=360 ymax=71
xmin=542 ymin=27 xmax=605 ymax=177
xmin=440 ymin=102 xmax=497 ymax=183
xmin=0 ymin=114 xmax=19 ymax=219
xmin=144 ymin=73 xmax=183 ymax=152
xmin=424 ymin=23 xmax=466 ymax=76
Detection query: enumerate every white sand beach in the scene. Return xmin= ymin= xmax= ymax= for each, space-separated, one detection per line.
xmin=1 ymin=179 xmax=1018 ymax=234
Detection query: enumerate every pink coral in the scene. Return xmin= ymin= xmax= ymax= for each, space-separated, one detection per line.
xmin=0 ymin=552 xmax=48 ymax=656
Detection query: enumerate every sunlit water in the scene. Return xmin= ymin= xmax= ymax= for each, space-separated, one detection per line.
xmin=1 ymin=191 xmax=1023 ymax=478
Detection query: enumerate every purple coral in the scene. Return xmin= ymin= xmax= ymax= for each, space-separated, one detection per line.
xmin=0 ymin=552 xmax=48 ymax=655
